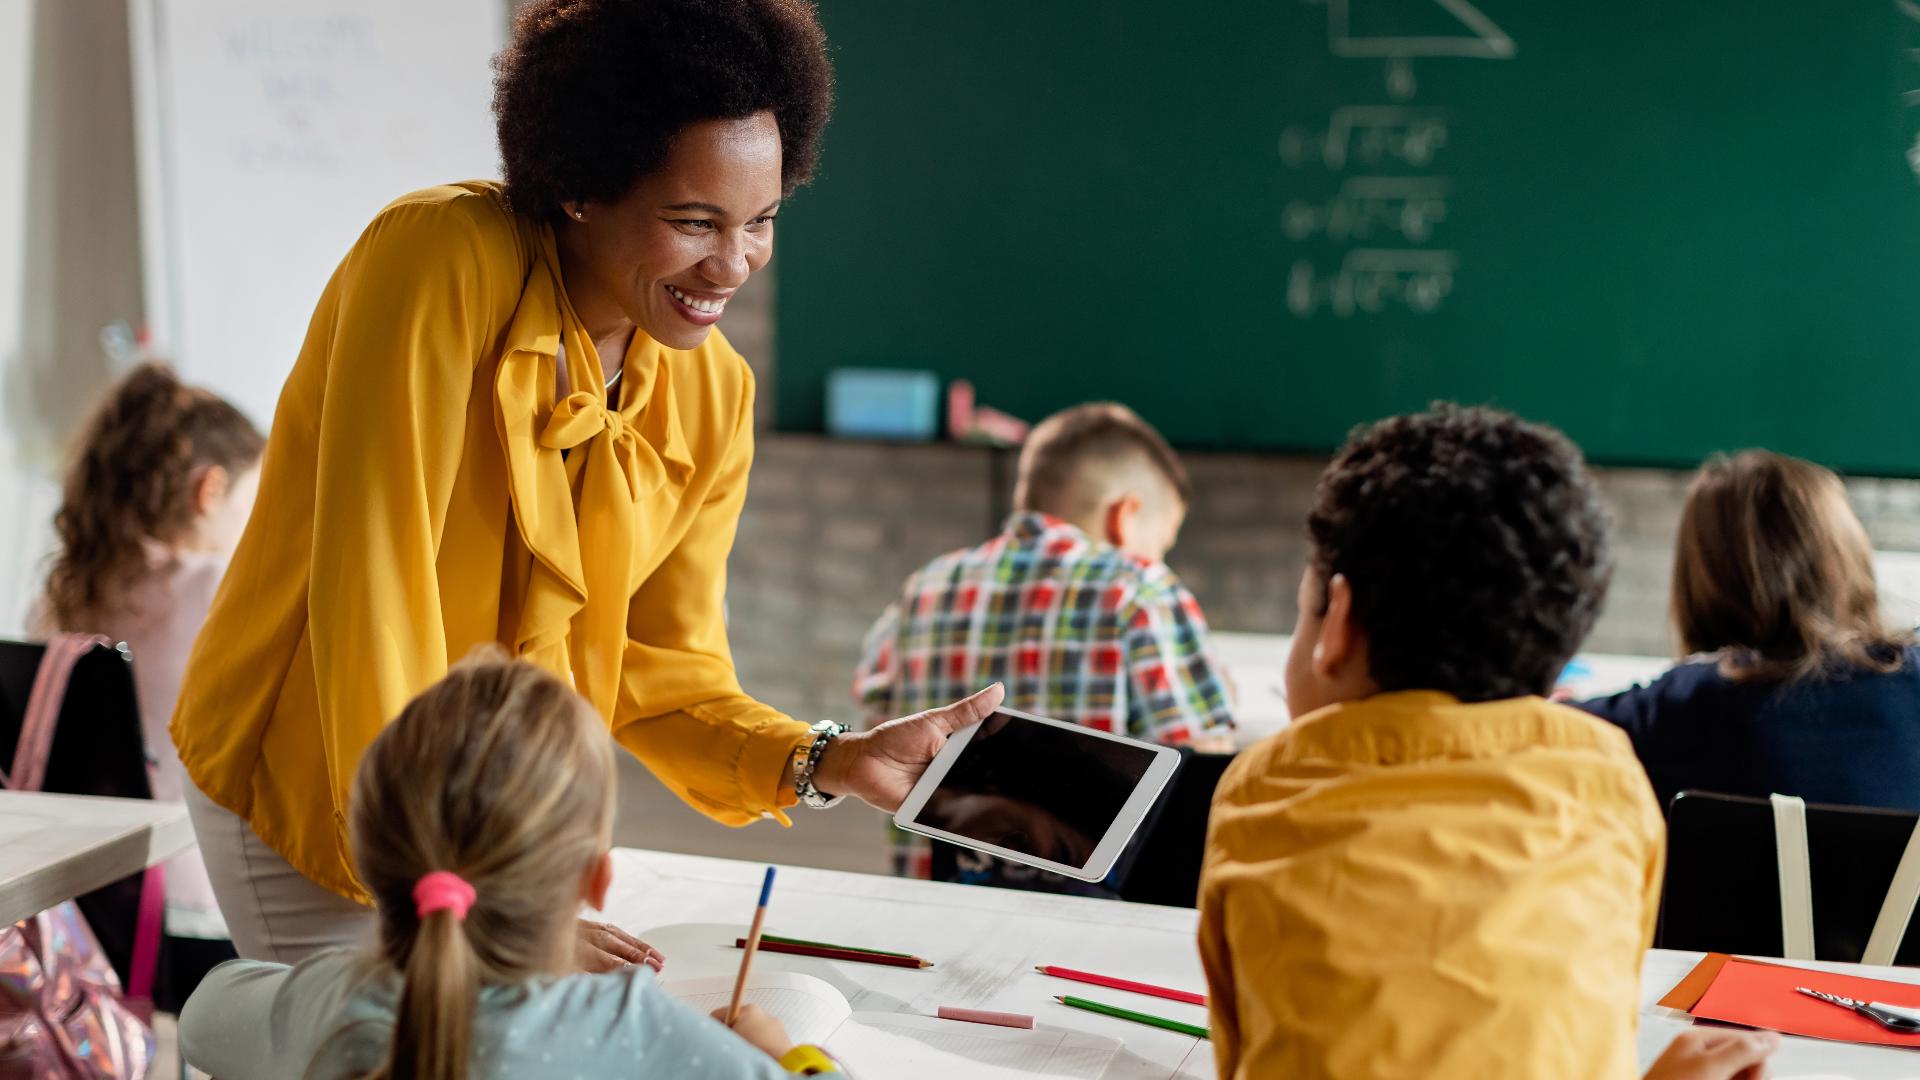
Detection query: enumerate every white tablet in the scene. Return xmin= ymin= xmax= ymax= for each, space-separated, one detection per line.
xmin=892 ymin=706 xmax=1183 ymax=882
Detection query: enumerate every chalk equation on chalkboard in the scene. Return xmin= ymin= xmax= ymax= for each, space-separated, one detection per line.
xmin=1308 ymin=0 xmax=1515 ymax=98
xmin=1282 ymin=177 xmax=1449 ymax=243
xmin=1287 ymin=250 xmax=1456 ymax=318
xmin=1324 ymin=0 xmax=1513 ymax=58
xmin=1279 ymin=107 xmax=1447 ymax=170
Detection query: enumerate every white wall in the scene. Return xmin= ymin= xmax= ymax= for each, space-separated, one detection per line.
xmin=0 ymin=0 xmax=147 ymax=634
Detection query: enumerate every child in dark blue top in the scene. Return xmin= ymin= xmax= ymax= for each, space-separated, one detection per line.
xmin=1579 ymin=451 xmax=1920 ymax=813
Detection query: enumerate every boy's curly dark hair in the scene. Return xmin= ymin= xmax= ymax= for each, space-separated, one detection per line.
xmin=1307 ymin=403 xmax=1614 ymax=702
xmin=492 ymin=0 xmax=834 ymax=218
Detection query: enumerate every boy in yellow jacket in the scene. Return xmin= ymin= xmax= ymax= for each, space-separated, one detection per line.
xmin=1197 ymin=405 xmax=1777 ymax=1080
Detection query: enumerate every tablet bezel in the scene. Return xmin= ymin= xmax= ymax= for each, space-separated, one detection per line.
xmin=891 ymin=705 xmax=1182 ymax=882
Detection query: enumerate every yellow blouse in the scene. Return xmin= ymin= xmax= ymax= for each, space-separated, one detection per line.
xmin=171 ymin=182 xmax=809 ymax=901
xmin=1198 ymin=691 xmax=1665 ymax=1080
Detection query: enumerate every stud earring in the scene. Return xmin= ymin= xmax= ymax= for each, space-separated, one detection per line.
xmin=572 ymin=209 xmax=585 ymax=221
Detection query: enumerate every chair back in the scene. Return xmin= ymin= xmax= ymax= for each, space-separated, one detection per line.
xmin=1117 ymin=749 xmax=1235 ymax=908
xmin=0 ymin=637 xmax=155 ymax=984
xmin=0 ymin=638 xmax=151 ymax=800
xmin=1663 ymin=789 xmax=1920 ymax=965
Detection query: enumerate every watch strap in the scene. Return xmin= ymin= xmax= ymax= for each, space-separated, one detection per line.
xmin=793 ymin=721 xmax=846 ymax=808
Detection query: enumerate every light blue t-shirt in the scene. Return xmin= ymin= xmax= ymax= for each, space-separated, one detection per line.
xmin=178 ymin=949 xmax=831 ymax=1079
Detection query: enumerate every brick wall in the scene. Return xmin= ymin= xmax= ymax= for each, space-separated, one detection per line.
xmin=726 ymin=435 xmax=1004 ymax=728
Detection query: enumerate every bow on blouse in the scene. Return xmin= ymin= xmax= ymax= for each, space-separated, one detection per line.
xmin=493 ymin=231 xmax=699 ymax=722
xmin=539 ymin=391 xmax=656 ymax=501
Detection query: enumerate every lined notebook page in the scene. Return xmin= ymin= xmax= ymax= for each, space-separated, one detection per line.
xmin=659 ymin=972 xmax=852 ymax=1047
xmin=828 ymin=1013 xmax=1119 ymax=1078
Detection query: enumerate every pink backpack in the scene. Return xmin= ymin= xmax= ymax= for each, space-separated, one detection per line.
xmin=0 ymin=633 xmax=159 ymax=1078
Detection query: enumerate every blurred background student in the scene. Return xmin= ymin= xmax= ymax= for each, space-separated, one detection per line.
xmin=1579 ymin=450 xmax=1920 ymax=813
xmin=38 ymin=360 xmax=264 ymax=1008
xmin=856 ymin=402 xmax=1233 ymax=888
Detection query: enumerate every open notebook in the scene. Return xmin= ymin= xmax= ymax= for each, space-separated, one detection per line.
xmin=662 ymin=972 xmax=1121 ymax=1078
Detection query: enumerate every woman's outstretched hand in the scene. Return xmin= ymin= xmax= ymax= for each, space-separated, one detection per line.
xmin=810 ymin=684 xmax=1005 ymax=811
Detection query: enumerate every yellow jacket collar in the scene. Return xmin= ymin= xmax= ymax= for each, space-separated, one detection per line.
xmin=1279 ymin=690 xmax=1620 ymax=767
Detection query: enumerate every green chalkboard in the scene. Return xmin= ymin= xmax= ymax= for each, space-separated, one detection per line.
xmin=774 ymin=1 xmax=1920 ymax=474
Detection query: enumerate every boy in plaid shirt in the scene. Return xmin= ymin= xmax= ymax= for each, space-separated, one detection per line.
xmin=855 ymin=403 xmax=1234 ymax=884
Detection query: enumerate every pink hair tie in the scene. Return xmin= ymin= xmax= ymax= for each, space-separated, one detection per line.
xmin=413 ymin=871 xmax=477 ymax=922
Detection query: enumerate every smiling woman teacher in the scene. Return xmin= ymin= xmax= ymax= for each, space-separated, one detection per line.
xmin=171 ymin=0 xmax=1001 ymax=969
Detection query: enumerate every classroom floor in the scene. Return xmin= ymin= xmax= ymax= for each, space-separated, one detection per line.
xmin=612 ymin=753 xmax=893 ymax=876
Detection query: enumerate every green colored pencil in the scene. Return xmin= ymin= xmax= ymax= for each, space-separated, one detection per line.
xmin=1054 ymin=995 xmax=1210 ymax=1039
xmin=759 ymin=934 xmax=918 ymax=960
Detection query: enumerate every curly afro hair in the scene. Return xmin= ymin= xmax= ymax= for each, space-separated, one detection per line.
xmin=1307 ymin=403 xmax=1614 ymax=702
xmin=493 ymin=0 xmax=833 ymax=218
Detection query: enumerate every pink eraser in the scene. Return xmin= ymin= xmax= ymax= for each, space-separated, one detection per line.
xmin=937 ymin=1006 xmax=1036 ymax=1029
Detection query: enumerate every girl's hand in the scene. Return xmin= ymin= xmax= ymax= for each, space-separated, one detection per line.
xmin=712 ymin=1003 xmax=795 ymax=1059
xmin=573 ymin=919 xmax=664 ymax=973
xmin=810 ymin=684 xmax=1005 ymax=811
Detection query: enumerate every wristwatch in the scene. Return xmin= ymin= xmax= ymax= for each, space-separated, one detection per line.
xmin=791 ymin=720 xmax=846 ymax=809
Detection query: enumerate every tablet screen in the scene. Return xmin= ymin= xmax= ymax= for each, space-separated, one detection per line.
xmin=914 ymin=711 xmax=1159 ymax=871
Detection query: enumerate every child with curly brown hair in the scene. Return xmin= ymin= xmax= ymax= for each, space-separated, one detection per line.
xmin=38 ymin=360 xmax=264 ymax=1001
xmin=1198 ymin=404 xmax=1777 ymax=1080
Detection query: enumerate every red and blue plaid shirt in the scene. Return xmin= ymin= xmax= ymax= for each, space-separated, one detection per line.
xmin=854 ymin=512 xmax=1234 ymax=743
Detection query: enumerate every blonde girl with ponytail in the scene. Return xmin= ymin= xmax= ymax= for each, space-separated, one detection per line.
xmin=176 ymin=651 xmax=844 ymax=1079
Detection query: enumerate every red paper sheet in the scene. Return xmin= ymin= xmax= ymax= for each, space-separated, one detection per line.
xmin=1692 ymin=957 xmax=1920 ymax=1048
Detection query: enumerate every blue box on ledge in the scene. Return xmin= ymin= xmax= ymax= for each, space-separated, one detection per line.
xmin=825 ymin=368 xmax=941 ymax=441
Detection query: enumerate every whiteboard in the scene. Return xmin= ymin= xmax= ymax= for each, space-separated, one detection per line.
xmin=128 ymin=0 xmax=507 ymax=427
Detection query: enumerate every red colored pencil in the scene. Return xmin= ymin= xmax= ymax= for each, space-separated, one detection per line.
xmin=733 ymin=938 xmax=933 ymax=969
xmin=1035 ymin=965 xmax=1207 ymax=1006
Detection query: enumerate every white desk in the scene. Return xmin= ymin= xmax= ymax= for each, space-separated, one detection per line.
xmin=1207 ymin=633 xmax=1290 ymax=742
xmin=0 ymin=790 xmax=195 ymax=926
xmin=608 ymin=849 xmax=1920 ymax=1080
xmin=1210 ymin=631 xmax=1673 ymax=746
xmin=607 ymin=849 xmax=1212 ymax=1079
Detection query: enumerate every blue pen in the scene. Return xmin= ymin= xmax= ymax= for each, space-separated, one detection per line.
xmin=726 ymin=867 xmax=777 ymax=1025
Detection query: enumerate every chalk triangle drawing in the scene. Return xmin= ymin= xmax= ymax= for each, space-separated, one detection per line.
xmin=1328 ymin=0 xmax=1516 ymax=59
